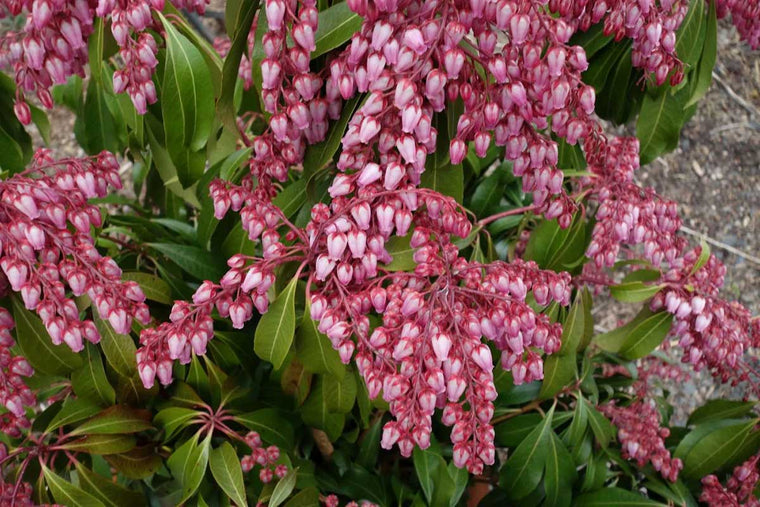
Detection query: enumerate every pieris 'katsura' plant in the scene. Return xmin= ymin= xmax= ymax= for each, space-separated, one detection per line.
xmin=0 ymin=0 xmax=757 ymax=505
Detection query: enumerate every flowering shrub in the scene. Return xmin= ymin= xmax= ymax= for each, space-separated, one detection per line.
xmin=0 ymin=0 xmax=758 ymax=505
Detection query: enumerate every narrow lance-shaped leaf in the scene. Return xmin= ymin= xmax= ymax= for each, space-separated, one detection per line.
xmin=254 ymin=276 xmax=298 ymax=369
xmin=209 ymin=442 xmax=247 ymax=507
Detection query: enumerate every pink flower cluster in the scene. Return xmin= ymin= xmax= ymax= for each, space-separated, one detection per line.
xmin=652 ymin=246 xmax=760 ymax=385
xmin=322 ymin=495 xmax=378 ymax=507
xmin=552 ymin=0 xmax=687 ymax=85
xmin=717 ymin=0 xmax=760 ymax=50
xmin=239 ymin=431 xmax=288 ymax=484
xmin=0 ymin=309 xmax=35 ymax=437
xmin=583 ymin=136 xmax=686 ymax=268
xmin=0 ymin=470 xmax=33 ymax=507
xmin=701 ymin=451 xmax=760 ymax=507
xmin=307 ymin=191 xmax=570 ymax=473
xmin=599 ymin=399 xmax=683 ymax=482
xmin=98 ymin=0 xmax=164 ymax=114
xmin=0 ymin=150 xmax=150 ymax=352
xmin=0 ymin=0 xmax=94 ymax=124
xmin=136 ymin=179 xmax=303 ymax=388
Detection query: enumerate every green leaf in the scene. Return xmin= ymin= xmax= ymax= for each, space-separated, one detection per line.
xmin=296 ymin=299 xmax=346 ymax=379
xmin=676 ymin=418 xmax=760 ymax=479
xmin=558 ymin=293 xmax=585 ymax=355
xmin=219 ymin=0 xmax=259 ymax=133
xmin=636 ymin=86 xmax=687 ymax=165
xmin=121 ymin=272 xmax=173 ymax=304
xmin=544 ymin=433 xmax=576 ymax=507
xmin=285 ymin=488 xmax=321 ymax=507
xmin=571 ymin=23 xmax=613 ymax=59
xmin=104 ymin=445 xmax=163 ymax=480
xmin=323 ymin=368 xmax=357 ymax=413
xmin=618 ymin=311 xmax=673 ymax=359
xmin=148 ymin=243 xmax=226 ymax=281
xmin=593 ymin=307 xmax=665 ymax=354
xmin=303 ymin=95 xmax=360 ymax=174
xmin=273 ymin=178 xmax=309 ymax=218
xmin=585 ymin=401 xmax=615 ymax=448
xmin=255 ymin=276 xmax=298 ymax=369
xmin=154 ymin=407 xmax=202 ymax=441
xmin=71 ymin=343 xmax=116 ymax=406
xmin=470 ymin=171 xmax=506 ymax=217
xmin=539 ymin=354 xmax=577 ymax=400
xmin=312 ymin=2 xmax=363 ymax=58
xmin=43 ymin=465 xmax=105 ymax=507
xmin=688 ymin=400 xmax=756 ymax=426
xmin=685 ymin=0 xmax=717 ymax=107
xmin=158 ymin=12 xmax=215 ymax=186
xmin=609 ymin=281 xmax=664 ymax=303
xmin=675 ymin=0 xmax=706 ymax=68
xmin=47 ymin=397 xmax=101 ymax=433
xmin=70 ymin=405 xmax=152 ymax=436
xmin=357 ymin=418 xmax=382 ymax=469
xmin=75 ymin=464 xmax=146 ymax=507
xmin=270 ymin=467 xmax=298 ymax=507
xmin=76 ymin=73 xmax=124 ymax=154
xmin=500 ymin=403 xmax=556 ymax=500
xmin=60 ymin=434 xmax=137 ymax=455
xmin=384 ymin=234 xmax=416 ymax=271
xmin=301 ymin=377 xmax=345 ymax=441
xmin=167 ymin=432 xmax=212 ymax=503
xmin=12 ymin=297 xmax=82 ymax=375
xmin=209 ymin=442 xmax=247 ymax=507
xmin=413 ymin=447 xmax=440 ymax=504
xmin=236 ymin=408 xmax=296 ymax=449
xmin=95 ymin=316 xmax=137 ymax=378
xmin=573 ymin=487 xmax=664 ymax=506
xmin=421 ymin=159 xmax=464 ymax=203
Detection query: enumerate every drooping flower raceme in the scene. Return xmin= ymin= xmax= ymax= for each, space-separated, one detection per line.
xmin=700 ymin=451 xmax=760 ymax=507
xmin=0 ymin=309 xmax=34 ymax=438
xmin=0 ymin=149 xmax=150 ymax=351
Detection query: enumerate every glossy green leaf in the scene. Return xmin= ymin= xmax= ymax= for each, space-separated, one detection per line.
xmin=76 ymin=74 xmax=124 ymax=155
xmin=167 ymin=432 xmax=212 ymax=504
xmin=618 ymin=310 xmax=673 ymax=359
xmin=219 ymin=0 xmax=259 ymax=132
xmin=688 ymin=400 xmax=756 ymax=426
xmin=573 ymin=487 xmax=664 ymax=506
xmin=75 ymin=464 xmax=146 ymax=507
xmin=12 ymin=297 xmax=82 ymax=376
xmin=154 ymin=407 xmax=202 ymax=441
xmin=47 ymin=397 xmax=101 ymax=433
xmin=676 ymin=418 xmax=760 ymax=479
xmin=544 ymin=433 xmax=576 ymax=507
xmin=148 ymin=242 xmax=226 ymax=281
xmin=296 ymin=298 xmax=346 ymax=379
xmin=209 ymin=442 xmax=247 ymax=507
xmin=270 ymin=467 xmax=298 ymax=507
xmin=71 ymin=343 xmax=116 ymax=406
xmin=43 ymin=465 xmax=105 ymax=507
xmin=323 ymin=367 xmax=357 ymax=413
xmin=384 ymin=234 xmax=416 ymax=271
xmin=301 ymin=377 xmax=346 ymax=441
xmin=312 ymin=2 xmax=363 ymax=58
xmin=158 ymin=12 xmax=215 ymax=186
xmin=637 ymin=86 xmax=688 ymax=165
xmin=357 ymin=418 xmax=382 ymax=469
xmin=539 ymin=354 xmax=577 ymax=400
xmin=105 ymin=445 xmax=163 ymax=480
xmin=421 ymin=159 xmax=463 ymax=203
xmin=255 ymin=276 xmax=298 ymax=369
xmin=273 ymin=178 xmax=309 ymax=218
xmin=609 ymin=281 xmax=665 ymax=303
xmin=500 ymin=404 xmax=555 ymax=499
xmin=70 ymin=405 xmax=152 ymax=436
xmin=236 ymin=408 xmax=296 ymax=449
xmin=413 ymin=447 xmax=440 ymax=504
xmin=95 ymin=316 xmax=137 ymax=378
xmin=675 ymin=0 xmax=706 ymax=68
xmin=60 ymin=434 xmax=137 ymax=455
xmin=284 ymin=488 xmax=321 ymax=507
xmin=585 ymin=401 xmax=615 ymax=448
xmin=685 ymin=0 xmax=717 ymax=107
xmin=121 ymin=272 xmax=173 ymax=304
